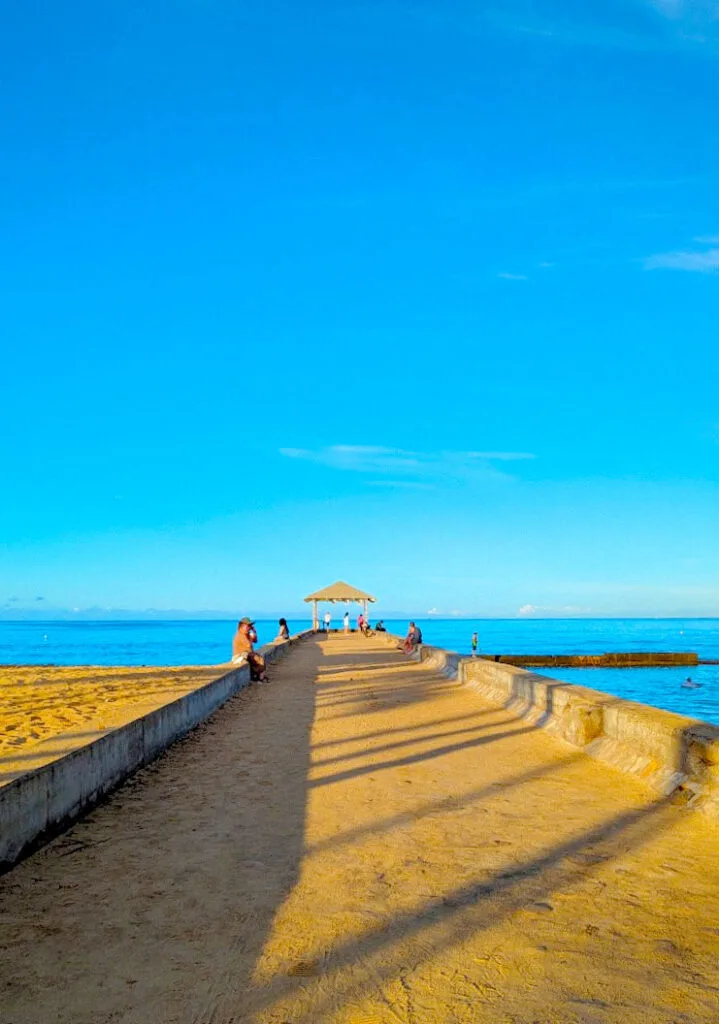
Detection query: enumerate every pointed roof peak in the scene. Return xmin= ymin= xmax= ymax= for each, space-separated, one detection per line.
xmin=304 ymin=580 xmax=376 ymax=603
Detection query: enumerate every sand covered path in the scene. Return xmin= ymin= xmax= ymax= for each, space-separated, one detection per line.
xmin=2 ymin=633 xmax=719 ymax=1023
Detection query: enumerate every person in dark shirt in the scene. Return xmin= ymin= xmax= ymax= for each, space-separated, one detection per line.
xmin=403 ymin=622 xmax=422 ymax=653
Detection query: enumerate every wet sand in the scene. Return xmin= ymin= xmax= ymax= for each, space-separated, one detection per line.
xmin=0 ymin=665 xmax=223 ymax=785
xmin=1 ymin=634 xmax=718 ymax=1023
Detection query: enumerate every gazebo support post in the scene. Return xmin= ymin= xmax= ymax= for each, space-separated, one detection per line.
xmin=312 ymin=599 xmax=318 ymax=631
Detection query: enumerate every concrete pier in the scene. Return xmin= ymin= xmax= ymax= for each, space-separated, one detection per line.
xmin=1 ymin=633 xmax=718 ymax=1023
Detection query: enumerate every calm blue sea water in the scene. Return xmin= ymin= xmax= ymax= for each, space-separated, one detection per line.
xmin=1 ymin=617 xmax=718 ymax=724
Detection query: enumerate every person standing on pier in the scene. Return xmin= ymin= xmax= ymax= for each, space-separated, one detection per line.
xmin=324 ymin=610 xmax=332 ymax=633
xmin=344 ymin=611 xmax=350 ymax=633
xmin=471 ymin=632 xmax=479 ymax=657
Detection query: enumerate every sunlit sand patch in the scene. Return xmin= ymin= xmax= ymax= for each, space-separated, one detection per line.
xmin=0 ymin=664 xmax=225 ymax=785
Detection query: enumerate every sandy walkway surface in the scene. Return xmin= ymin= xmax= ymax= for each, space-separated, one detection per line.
xmin=1 ymin=634 xmax=718 ymax=1023
xmin=0 ymin=665 xmax=224 ymax=785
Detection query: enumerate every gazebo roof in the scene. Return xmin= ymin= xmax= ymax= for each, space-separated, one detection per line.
xmin=304 ymin=580 xmax=377 ymax=603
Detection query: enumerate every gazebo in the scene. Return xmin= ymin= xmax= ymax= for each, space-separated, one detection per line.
xmin=304 ymin=580 xmax=377 ymax=631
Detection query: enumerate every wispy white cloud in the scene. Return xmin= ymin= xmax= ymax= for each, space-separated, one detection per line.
xmin=498 ymin=272 xmax=528 ymax=281
xmin=279 ymin=445 xmax=536 ymax=484
xmin=280 ymin=445 xmax=421 ymax=475
xmin=368 ymin=480 xmax=435 ymax=490
xmin=645 ymin=241 xmax=719 ymax=272
xmin=648 ymin=0 xmax=719 ymax=19
xmin=639 ymin=0 xmax=719 ymax=47
xmin=648 ymin=0 xmax=685 ymax=16
xmin=226 ymin=2 xmax=719 ymax=57
xmin=518 ymin=604 xmax=591 ymax=616
xmin=476 ymin=0 xmax=719 ymax=52
xmin=466 ymin=451 xmax=535 ymax=461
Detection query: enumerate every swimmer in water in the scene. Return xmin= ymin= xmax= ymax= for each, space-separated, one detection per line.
xmin=682 ymin=676 xmax=702 ymax=689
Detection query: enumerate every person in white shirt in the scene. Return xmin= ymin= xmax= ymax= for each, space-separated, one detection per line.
xmin=343 ymin=611 xmax=350 ymax=633
xmin=324 ymin=611 xmax=332 ymax=633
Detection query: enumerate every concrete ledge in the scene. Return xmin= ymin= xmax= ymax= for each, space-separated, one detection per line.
xmin=460 ymin=658 xmax=607 ymax=746
xmin=395 ymin=639 xmax=719 ymax=818
xmin=585 ymin=702 xmax=693 ymax=796
xmin=459 ymin=656 xmax=719 ymax=816
xmin=420 ymin=645 xmax=462 ymax=678
xmin=0 ymin=630 xmax=312 ymax=872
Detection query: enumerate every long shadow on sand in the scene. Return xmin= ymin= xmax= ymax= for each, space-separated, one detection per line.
xmin=0 ymin=639 xmax=320 ymax=1024
xmin=246 ymin=794 xmax=681 ymax=1022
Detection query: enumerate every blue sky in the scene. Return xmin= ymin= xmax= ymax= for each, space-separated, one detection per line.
xmin=1 ymin=0 xmax=718 ymax=618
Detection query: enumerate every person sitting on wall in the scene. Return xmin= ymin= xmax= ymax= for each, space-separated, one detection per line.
xmin=232 ymin=617 xmax=268 ymax=682
xmin=277 ymin=617 xmax=290 ymax=641
xmin=403 ymin=622 xmax=422 ymax=654
xmin=375 ymin=620 xmax=386 ymax=632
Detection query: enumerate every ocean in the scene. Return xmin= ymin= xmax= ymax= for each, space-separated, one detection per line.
xmin=1 ymin=617 xmax=717 ymax=724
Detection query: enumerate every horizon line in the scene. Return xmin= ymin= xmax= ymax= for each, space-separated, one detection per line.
xmin=2 ymin=614 xmax=719 ymax=622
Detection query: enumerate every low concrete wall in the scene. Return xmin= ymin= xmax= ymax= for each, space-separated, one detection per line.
xmin=461 ymin=657 xmax=607 ymax=747
xmin=460 ymin=656 xmax=719 ymax=817
xmin=420 ymin=645 xmax=462 ymax=678
xmin=0 ymin=630 xmax=312 ymax=872
xmin=385 ymin=636 xmax=719 ymax=818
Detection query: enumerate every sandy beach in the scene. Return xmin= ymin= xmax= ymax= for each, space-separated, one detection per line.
xmin=0 ymin=664 xmax=225 ymax=786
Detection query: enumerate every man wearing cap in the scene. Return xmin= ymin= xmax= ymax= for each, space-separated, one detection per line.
xmin=232 ymin=618 xmax=268 ymax=682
